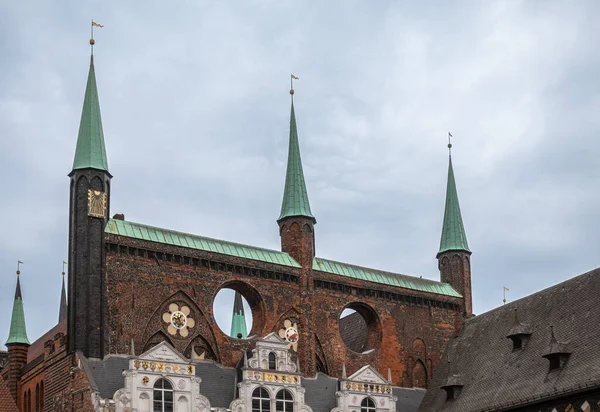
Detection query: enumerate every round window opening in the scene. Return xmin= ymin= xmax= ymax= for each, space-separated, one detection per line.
xmin=339 ymin=303 xmax=381 ymax=354
xmin=213 ymin=284 xmax=261 ymax=339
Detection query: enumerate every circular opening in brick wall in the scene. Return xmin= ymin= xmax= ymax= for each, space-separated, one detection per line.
xmin=339 ymin=302 xmax=381 ymax=354
xmin=213 ymin=282 xmax=264 ymax=339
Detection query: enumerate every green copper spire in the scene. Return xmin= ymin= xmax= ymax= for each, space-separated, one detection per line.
xmin=278 ymin=100 xmax=315 ymax=222
xmin=6 ymin=274 xmax=30 ymax=346
xmin=438 ymin=151 xmax=470 ymax=255
xmin=230 ymin=292 xmax=248 ymax=339
xmin=72 ymin=55 xmax=109 ymax=172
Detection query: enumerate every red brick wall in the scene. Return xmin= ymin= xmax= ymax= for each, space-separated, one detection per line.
xmin=105 ymin=233 xmax=463 ymax=387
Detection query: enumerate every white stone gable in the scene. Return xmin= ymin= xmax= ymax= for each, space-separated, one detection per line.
xmin=348 ymin=365 xmax=388 ymax=384
xmin=138 ymin=340 xmax=189 ymax=364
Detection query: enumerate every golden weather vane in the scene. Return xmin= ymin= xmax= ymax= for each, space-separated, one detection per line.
xmin=17 ymin=260 xmax=23 ymax=275
xmin=290 ymin=74 xmax=299 ymax=97
xmin=90 ymin=20 xmax=104 ymax=53
xmin=62 ymin=261 xmax=67 ymax=276
xmin=448 ymin=132 xmax=453 ymax=155
xmin=503 ymin=286 xmax=509 ymax=304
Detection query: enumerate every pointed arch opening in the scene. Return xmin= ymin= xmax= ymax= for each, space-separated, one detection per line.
xmin=212 ymin=280 xmax=265 ymax=340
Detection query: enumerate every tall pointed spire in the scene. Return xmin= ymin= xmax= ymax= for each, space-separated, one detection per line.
xmin=278 ymin=86 xmax=315 ymax=223
xmin=59 ymin=264 xmax=67 ymax=323
xmin=6 ymin=267 xmax=29 ymax=346
xmin=438 ymin=139 xmax=470 ymax=255
xmin=230 ymin=292 xmax=248 ymax=339
xmin=71 ymin=42 xmax=109 ymax=173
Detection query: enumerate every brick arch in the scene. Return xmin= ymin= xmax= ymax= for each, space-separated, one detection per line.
xmin=272 ymin=307 xmax=301 ymax=333
xmin=412 ymin=359 xmax=427 ymax=388
xmin=184 ymin=335 xmax=217 ymax=361
xmin=302 ymin=223 xmax=312 ymax=233
xmin=314 ymin=334 xmax=329 ymax=375
xmin=213 ymin=280 xmax=266 ymax=338
xmin=412 ymin=337 xmax=426 ymax=360
xmin=142 ymin=290 xmax=219 ymax=358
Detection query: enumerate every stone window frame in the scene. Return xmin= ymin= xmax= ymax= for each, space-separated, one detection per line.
xmin=275 ymin=389 xmax=294 ymax=412
xmin=360 ymin=397 xmax=376 ymax=412
xmin=252 ymin=387 xmax=271 ymax=412
xmin=153 ymin=378 xmax=174 ymax=412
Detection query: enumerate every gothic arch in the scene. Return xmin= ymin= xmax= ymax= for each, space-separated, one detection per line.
xmin=412 ymin=338 xmax=426 ymax=361
xmin=302 ymin=224 xmax=312 ymax=233
xmin=184 ymin=335 xmax=217 ymax=361
xmin=90 ymin=175 xmax=104 ymax=191
xmin=272 ymin=307 xmax=301 ymax=333
xmin=314 ymin=334 xmax=329 ymax=375
xmin=142 ymin=290 xmax=219 ymax=359
xmin=412 ymin=359 xmax=427 ymax=388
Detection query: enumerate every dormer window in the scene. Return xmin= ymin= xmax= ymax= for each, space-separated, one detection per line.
xmin=506 ymin=309 xmax=532 ymax=352
xmin=542 ymin=326 xmax=571 ymax=372
xmin=441 ymin=374 xmax=464 ymax=401
xmin=268 ymin=352 xmax=277 ymax=370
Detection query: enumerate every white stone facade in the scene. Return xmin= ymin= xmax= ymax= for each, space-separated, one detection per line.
xmin=106 ymin=342 xmax=211 ymax=412
xmin=332 ymin=366 xmax=397 ymax=412
xmin=230 ymin=333 xmax=312 ymax=412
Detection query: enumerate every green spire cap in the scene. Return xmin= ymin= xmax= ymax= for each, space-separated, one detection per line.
xmin=438 ymin=155 xmax=470 ymax=255
xmin=278 ymin=102 xmax=315 ymax=222
xmin=230 ymin=292 xmax=248 ymax=339
xmin=6 ymin=276 xmax=30 ymax=346
xmin=72 ymin=55 xmax=109 ymax=172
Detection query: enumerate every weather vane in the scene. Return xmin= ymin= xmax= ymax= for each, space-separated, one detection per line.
xmin=17 ymin=260 xmax=23 ymax=275
xmin=290 ymin=74 xmax=299 ymax=99
xmin=62 ymin=260 xmax=67 ymax=276
xmin=503 ymin=286 xmax=509 ymax=304
xmin=90 ymin=20 xmax=104 ymax=53
xmin=448 ymin=132 xmax=453 ymax=155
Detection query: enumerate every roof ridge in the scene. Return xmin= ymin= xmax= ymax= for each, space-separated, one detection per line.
xmin=108 ymin=218 xmax=293 ymax=256
xmin=314 ymin=256 xmax=449 ymax=286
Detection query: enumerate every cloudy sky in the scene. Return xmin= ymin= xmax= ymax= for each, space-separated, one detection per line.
xmin=1 ymin=1 xmax=599 ymax=348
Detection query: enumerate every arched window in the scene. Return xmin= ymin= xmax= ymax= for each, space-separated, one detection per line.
xmin=40 ymin=381 xmax=44 ymax=411
xmin=23 ymin=392 xmax=27 ymax=412
xmin=36 ymin=383 xmax=39 ymax=411
xmin=153 ymin=379 xmax=173 ymax=412
xmin=361 ymin=397 xmax=376 ymax=412
xmin=27 ymin=389 xmax=31 ymax=412
xmin=276 ymin=389 xmax=294 ymax=412
xmin=251 ymin=387 xmax=270 ymax=412
xmin=268 ymin=352 xmax=276 ymax=370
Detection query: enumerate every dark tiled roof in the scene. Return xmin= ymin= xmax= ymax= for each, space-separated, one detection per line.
xmin=82 ymin=355 xmax=130 ymax=399
xmin=195 ymin=361 xmax=237 ymax=407
xmin=339 ymin=312 xmax=368 ymax=353
xmin=419 ymin=268 xmax=600 ymax=412
xmin=0 ymin=375 xmax=19 ymax=412
xmin=394 ymin=388 xmax=426 ymax=411
xmin=303 ymin=373 xmax=339 ymax=412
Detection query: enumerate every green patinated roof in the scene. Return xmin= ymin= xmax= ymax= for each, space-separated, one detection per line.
xmin=438 ymin=156 xmax=470 ymax=255
xmin=72 ymin=56 xmax=109 ymax=172
xmin=313 ymin=257 xmax=462 ymax=297
xmin=105 ymin=219 xmax=301 ymax=268
xmin=278 ymin=102 xmax=315 ymax=222
xmin=6 ymin=276 xmax=30 ymax=345
xmin=230 ymin=292 xmax=248 ymax=339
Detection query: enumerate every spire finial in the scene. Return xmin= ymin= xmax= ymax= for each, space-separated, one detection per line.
xmin=448 ymin=132 xmax=453 ymax=155
xmin=59 ymin=261 xmax=68 ymax=323
xmin=90 ymin=20 xmax=104 ymax=56
xmin=62 ymin=260 xmax=67 ymax=276
xmin=16 ymin=260 xmax=22 ymax=275
xmin=290 ymin=74 xmax=299 ymax=99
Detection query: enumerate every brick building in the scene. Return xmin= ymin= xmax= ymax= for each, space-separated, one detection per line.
xmin=0 ymin=40 xmax=474 ymax=411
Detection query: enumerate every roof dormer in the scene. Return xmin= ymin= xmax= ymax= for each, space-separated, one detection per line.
xmin=506 ymin=308 xmax=532 ymax=351
xmin=542 ymin=326 xmax=571 ymax=372
xmin=441 ymin=374 xmax=464 ymax=401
